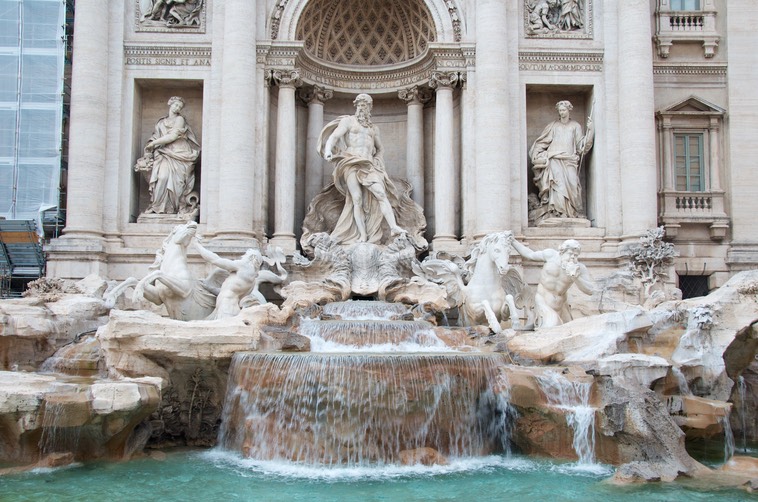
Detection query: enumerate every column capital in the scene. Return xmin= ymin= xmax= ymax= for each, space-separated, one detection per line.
xmin=429 ymin=71 xmax=465 ymax=91
xmin=267 ymin=68 xmax=302 ymax=89
xmin=299 ymin=85 xmax=333 ymax=106
xmin=398 ymin=86 xmax=432 ymax=105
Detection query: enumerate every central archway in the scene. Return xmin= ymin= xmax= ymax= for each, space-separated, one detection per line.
xmin=296 ymin=0 xmax=437 ymax=66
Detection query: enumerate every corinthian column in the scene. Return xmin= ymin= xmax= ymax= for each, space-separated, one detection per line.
xmin=618 ymin=0 xmax=657 ymax=237
xmin=215 ymin=0 xmax=258 ymax=242
xmin=430 ymin=72 xmax=460 ymax=247
xmin=269 ymin=69 xmax=302 ymax=253
xmin=61 ymin=0 xmax=109 ymax=240
xmin=398 ymin=86 xmax=431 ymax=208
xmin=301 ymin=86 xmax=333 ymax=206
xmin=474 ymin=0 xmax=510 ymax=237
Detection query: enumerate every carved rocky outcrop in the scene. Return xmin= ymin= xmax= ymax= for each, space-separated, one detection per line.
xmin=97 ymin=306 xmax=289 ymax=446
xmin=0 ymin=371 xmax=160 ymax=465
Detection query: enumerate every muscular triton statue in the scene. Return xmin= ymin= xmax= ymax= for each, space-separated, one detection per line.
xmin=318 ymin=94 xmax=407 ymax=245
xmin=509 ymin=237 xmax=594 ymax=328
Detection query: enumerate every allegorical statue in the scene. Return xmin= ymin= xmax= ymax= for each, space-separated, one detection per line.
xmin=319 ymin=93 xmax=405 ymax=243
xmin=509 ymin=237 xmax=594 ymax=328
xmin=529 ymin=100 xmax=594 ymax=223
xmin=134 ymin=96 xmax=200 ymax=218
xmin=301 ymin=94 xmax=427 ymax=253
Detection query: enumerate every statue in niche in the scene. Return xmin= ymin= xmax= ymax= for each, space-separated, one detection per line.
xmin=135 ymin=96 xmax=200 ymax=219
xmin=141 ymin=0 xmax=203 ymax=28
xmin=301 ymin=94 xmax=427 ymax=252
xmin=526 ymin=0 xmax=585 ymax=35
xmin=509 ymin=237 xmax=594 ymax=329
xmin=193 ymin=242 xmax=288 ymax=320
xmin=529 ymin=100 xmax=594 ymax=224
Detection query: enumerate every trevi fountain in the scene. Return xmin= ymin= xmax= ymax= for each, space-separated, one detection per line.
xmin=2 ymin=0 xmax=758 ymax=500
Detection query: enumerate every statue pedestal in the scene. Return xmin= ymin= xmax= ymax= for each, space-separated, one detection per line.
xmin=537 ymin=217 xmax=591 ymax=228
xmin=136 ymin=213 xmax=196 ymax=225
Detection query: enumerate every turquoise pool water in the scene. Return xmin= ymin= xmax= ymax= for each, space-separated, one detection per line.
xmin=0 ymin=450 xmax=749 ymax=502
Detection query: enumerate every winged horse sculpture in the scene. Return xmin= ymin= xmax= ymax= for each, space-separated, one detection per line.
xmin=415 ymin=231 xmax=528 ymax=333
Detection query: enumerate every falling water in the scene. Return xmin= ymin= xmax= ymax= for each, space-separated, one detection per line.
xmin=38 ymin=392 xmax=87 ymax=458
xmin=300 ymin=319 xmax=451 ymax=352
xmin=720 ymin=414 xmax=735 ymax=463
xmin=671 ymin=367 xmax=692 ymax=395
xmin=737 ymin=376 xmax=747 ymax=453
xmin=536 ymin=371 xmax=596 ymax=465
xmin=322 ymin=301 xmax=410 ymax=320
xmin=40 ymin=335 xmax=102 ymax=376
xmin=218 ymin=353 xmax=514 ymax=466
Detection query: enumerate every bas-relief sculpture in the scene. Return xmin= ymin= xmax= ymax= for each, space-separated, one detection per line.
xmin=529 ymin=100 xmax=594 ymax=225
xmin=302 ymin=94 xmax=428 ymax=252
xmin=526 ymin=0 xmax=586 ymax=35
xmin=135 ymin=96 xmax=201 ymax=220
xmin=140 ymin=0 xmax=203 ymax=28
xmin=510 ymin=237 xmax=594 ymax=328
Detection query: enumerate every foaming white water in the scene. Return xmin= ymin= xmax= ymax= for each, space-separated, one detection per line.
xmin=537 ymin=371 xmax=597 ymax=466
xmin=721 ymin=415 xmax=735 ymax=463
xmin=322 ymin=301 xmax=409 ymax=320
xmin=307 ymin=329 xmax=459 ymax=353
xmin=549 ymin=461 xmax=613 ymax=477
xmin=201 ymin=450 xmax=540 ymax=481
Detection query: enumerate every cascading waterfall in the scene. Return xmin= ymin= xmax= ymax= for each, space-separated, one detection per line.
xmin=218 ymin=353 xmax=514 ymax=466
xmin=300 ymin=318 xmax=450 ymax=352
xmin=536 ymin=371 xmax=596 ymax=465
xmin=737 ymin=375 xmax=747 ymax=453
xmin=321 ymin=301 xmax=410 ymax=320
xmin=720 ymin=414 xmax=735 ymax=463
xmin=38 ymin=394 xmax=86 ymax=457
xmin=671 ymin=366 xmax=691 ymax=395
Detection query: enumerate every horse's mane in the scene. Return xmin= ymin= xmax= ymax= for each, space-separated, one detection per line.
xmin=465 ymin=232 xmax=510 ymax=275
xmin=148 ymin=223 xmax=189 ymax=271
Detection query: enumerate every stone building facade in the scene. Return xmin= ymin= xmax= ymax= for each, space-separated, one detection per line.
xmin=47 ymin=0 xmax=758 ymax=293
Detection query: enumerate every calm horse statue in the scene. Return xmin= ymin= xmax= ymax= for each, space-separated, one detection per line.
xmin=417 ymin=231 xmax=526 ymax=333
xmin=132 ymin=221 xmax=217 ymax=321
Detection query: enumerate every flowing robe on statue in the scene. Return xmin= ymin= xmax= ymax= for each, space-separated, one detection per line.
xmin=317 ymin=116 xmax=403 ymax=245
xmin=146 ymin=116 xmax=200 ymax=214
xmin=530 ymin=118 xmax=593 ymax=219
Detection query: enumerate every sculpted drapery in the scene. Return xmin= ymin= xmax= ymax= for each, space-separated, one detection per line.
xmin=530 ymin=100 xmax=594 ymax=220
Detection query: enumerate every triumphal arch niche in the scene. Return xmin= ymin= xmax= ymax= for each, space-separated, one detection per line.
xmin=262 ymin=0 xmax=472 ymax=254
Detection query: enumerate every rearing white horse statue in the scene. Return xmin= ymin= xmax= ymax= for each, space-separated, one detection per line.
xmin=132 ymin=221 xmax=217 ymax=320
xmin=416 ymin=231 xmax=526 ymax=333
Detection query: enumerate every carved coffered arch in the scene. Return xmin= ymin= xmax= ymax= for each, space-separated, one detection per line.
xmin=296 ymin=0 xmax=437 ymax=66
xmin=270 ymin=0 xmax=464 ymax=45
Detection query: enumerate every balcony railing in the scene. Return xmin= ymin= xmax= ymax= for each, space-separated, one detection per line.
xmin=655 ymin=10 xmax=719 ymax=58
xmin=659 ymin=190 xmax=729 ymax=240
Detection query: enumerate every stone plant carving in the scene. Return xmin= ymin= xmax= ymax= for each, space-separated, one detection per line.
xmin=510 ymin=237 xmax=594 ymax=328
xmin=134 ymin=96 xmax=200 ymax=219
xmin=415 ymin=232 xmax=526 ymax=333
xmin=627 ymin=227 xmax=679 ymax=299
xmin=303 ymin=93 xmax=427 ymax=251
xmin=140 ymin=0 xmax=203 ymax=28
xmin=526 ymin=0 xmax=585 ymax=35
xmin=529 ymin=100 xmax=594 ymax=224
